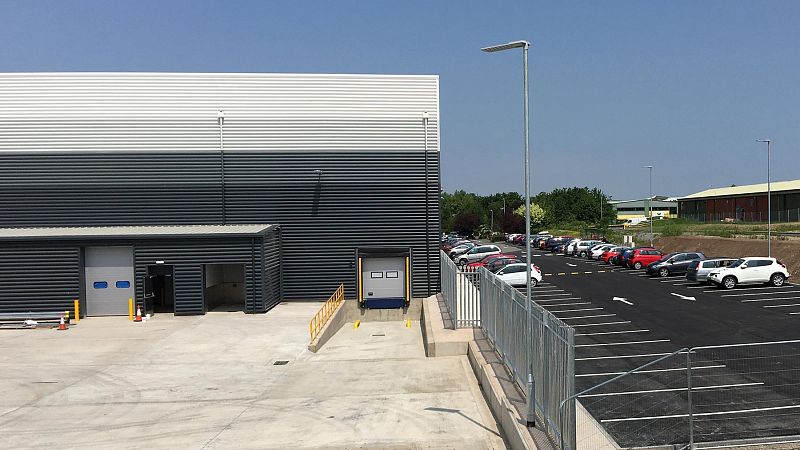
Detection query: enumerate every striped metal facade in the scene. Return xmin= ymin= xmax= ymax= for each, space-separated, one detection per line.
xmin=0 ymin=233 xmax=280 ymax=316
xmin=0 ymin=73 xmax=441 ymax=305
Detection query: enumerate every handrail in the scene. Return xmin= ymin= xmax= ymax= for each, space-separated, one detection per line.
xmin=309 ymin=283 xmax=345 ymax=341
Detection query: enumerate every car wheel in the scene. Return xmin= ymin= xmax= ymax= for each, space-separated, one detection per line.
xmin=722 ymin=276 xmax=737 ymax=290
xmin=771 ymin=273 xmax=785 ymax=287
xmin=634 ymin=262 xmax=643 ymax=270
xmin=579 ymin=251 xmax=587 ymax=257
xmin=530 ymin=278 xmax=538 ymax=287
xmin=658 ymin=267 xmax=670 ymax=277
xmin=458 ymin=259 xmax=467 ymax=268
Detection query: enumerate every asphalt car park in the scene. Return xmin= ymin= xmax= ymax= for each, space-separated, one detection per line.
xmin=496 ymin=241 xmax=800 ymax=447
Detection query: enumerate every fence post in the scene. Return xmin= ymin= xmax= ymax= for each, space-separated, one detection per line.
xmin=687 ymin=349 xmax=695 ymax=449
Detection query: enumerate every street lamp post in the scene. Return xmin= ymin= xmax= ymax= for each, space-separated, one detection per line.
xmin=644 ymin=166 xmax=653 ymax=246
xmin=482 ymin=39 xmax=534 ymax=427
xmin=757 ymin=139 xmax=772 ymax=257
xmin=490 ymin=209 xmax=494 ymax=231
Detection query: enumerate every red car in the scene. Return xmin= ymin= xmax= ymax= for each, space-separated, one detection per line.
xmin=626 ymin=247 xmax=663 ymax=270
xmin=601 ymin=246 xmax=626 ymax=264
xmin=465 ymin=253 xmax=518 ymax=272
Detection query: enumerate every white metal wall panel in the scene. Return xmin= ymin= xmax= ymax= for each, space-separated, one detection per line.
xmin=0 ymin=73 xmax=439 ymax=153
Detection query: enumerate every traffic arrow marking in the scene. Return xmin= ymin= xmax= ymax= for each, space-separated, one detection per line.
xmin=613 ymin=297 xmax=633 ymax=305
xmin=671 ymin=293 xmax=697 ymax=301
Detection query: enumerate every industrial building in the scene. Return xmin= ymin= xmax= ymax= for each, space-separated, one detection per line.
xmin=678 ymin=180 xmax=800 ymax=222
xmin=610 ymin=197 xmax=678 ymax=221
xmin=0 ymin=72 xmax=440 ymax=316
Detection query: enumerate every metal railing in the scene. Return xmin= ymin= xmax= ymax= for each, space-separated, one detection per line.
xmin=478 ymin=267 xmax=576 ymax=448
xmin=564 ymin=340 xmax=800 ymax=449
xmin=439 ymin=250 xmax=480 ymax=328
xmin=309 ymin=283 xmax=344 ymax=340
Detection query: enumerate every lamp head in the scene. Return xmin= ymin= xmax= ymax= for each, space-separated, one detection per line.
xmin=481 ymin=40 xmax=530 ymax=52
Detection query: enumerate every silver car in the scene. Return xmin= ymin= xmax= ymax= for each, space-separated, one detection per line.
xmin=686 ymin=258 xmax=736 ymax=283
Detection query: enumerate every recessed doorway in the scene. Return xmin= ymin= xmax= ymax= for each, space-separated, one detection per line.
xmin=145 ymin=264 xmax=174 ymax=314
xmin=203 ymin=264 xmax=246 ymax=312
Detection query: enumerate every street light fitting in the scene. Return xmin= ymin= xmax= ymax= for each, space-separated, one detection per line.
xmin=756 ymin=139 xmax=771 ymax=143
xmin=481 ymin=40 xmax=530 ymax=53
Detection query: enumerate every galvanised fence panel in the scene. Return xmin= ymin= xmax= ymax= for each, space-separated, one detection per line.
xmin=439 ymin=250 xmax=480 ymax=328
xmin=478 ymin=267 xmax=575 ymax=448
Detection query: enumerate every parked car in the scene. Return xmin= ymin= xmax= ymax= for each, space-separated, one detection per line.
xmin=686 ymin=258 xmax=736 ymax=283
xmin=465 ymin=253 xmax=518 ymax=272
xmin=573 ymin=240 xmax=603 ymax=257
xmin=646 ymin=252 xmax=705 ymax=277
xmin=448 ymin=242 xmax=475 ymax=259
xmin=494 ymin=262 xmax=543 ymax=287
xmin=456 ymin=244 xmax=502 ymax=267
xmin=601 ymin=246 xmax=627 ymax=264
xmin=590 ymin=244 xmax=614 ymax=260
xmin=626 ymin=248 xmax=663 ymax=270
xmin=486 ymin=256 xmax=520 ymax=272
xmin=442 ymin=238 xmax=471 ymax=252
xmin=708 ymin=257 xmax=790 ymax=289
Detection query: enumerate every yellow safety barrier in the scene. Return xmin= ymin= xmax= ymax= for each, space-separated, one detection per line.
xmin=74 ymin=299 xmax=80 ymax=323
xmin=310 ymin=283 xmax=345 ymax=341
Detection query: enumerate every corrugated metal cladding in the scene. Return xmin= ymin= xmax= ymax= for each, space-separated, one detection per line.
xmin=0 ymin=245 xmax=80 ymax=314
xmin=0 ymin=72 xmax=441 ymax=303
xmin=0 ymin=73 xmax=439 ymax=153
xmin=0 ymin=234 xmax=280 ymax=315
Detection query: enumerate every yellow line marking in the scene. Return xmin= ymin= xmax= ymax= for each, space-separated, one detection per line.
xmin=558 ymin=273 xmax=566 ymax=276
xmin=354 ymin=320 xmax=360 ymax=330
xmin=571 ymin=272 xmax=580 ymax=275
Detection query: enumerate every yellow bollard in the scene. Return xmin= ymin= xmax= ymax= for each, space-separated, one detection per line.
xmin=74 ymin=299 xmax=80 ymax=323
xmin=65 ymin=310 xmax=70 ymax=323
xmin=354 ymin=320 xmax=360 ymax=330
xmin=128 ymin=298 xmax=134 ymax=321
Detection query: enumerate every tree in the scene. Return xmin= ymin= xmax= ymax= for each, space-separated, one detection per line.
xmin=452 ymin=211 xmax=481 ymax=236
xmin=514 ymin=203 xmax=546 ymax=228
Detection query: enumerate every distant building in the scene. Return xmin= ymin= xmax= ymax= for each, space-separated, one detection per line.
xmin=610 ymin=196 xmax=678 ymax=221
xmin=678 ymin=180 xmax=800 ymax=222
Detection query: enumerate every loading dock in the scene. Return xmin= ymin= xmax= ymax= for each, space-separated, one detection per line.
xmin=357 ymin=248 xmax=411 ymax=309
xmin=84 ymin=246 xmax=135 ymax=316
xmin=203 ymin=263 xmax=246 ymax=312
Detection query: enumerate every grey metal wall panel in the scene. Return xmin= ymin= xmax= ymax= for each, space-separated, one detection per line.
xmin=0 ymin=151 xmax=440 ymax=301
xmin=0 ymin=73 xmax=439 ymax=153
xmin=262 ymin=227 xmax=282 ymax=311
xmin=132 ymin=238 xmax=264 ymax=315
xmin=0 ymin=245 xmax=80 ymax=314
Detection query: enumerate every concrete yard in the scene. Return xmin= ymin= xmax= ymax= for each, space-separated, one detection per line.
xmin=0 ymin=303 xmax=506 ymax=449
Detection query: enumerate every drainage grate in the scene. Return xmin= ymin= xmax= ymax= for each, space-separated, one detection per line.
xmin=273 ymin=360 xmax=290 ymax=366
xmin=371 ymin=333 xmax=385 ymax=337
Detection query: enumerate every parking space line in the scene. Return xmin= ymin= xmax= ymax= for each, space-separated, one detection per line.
xmin=575 ymin=329 xmax=650 ymax=336
xmin=576 ymin=351 xmax=671 ymax=361
xmin=790 ymin=312 xmax=800 ymax=315
xmin=535 ymin=289 xmax=566 ymax=293
xmin=763 ymin=303 xmax=800 ymax=308
xmin=742 ymin=297 xmax=800 ymax=303
xmin=716 ymin=285 xmax=798 ymax=292
xmin=535 ymin=297 xmax=582 ymax=302
xmin=658 ymin=278 xmax=685 ymax=282
xmin=576 ymin=339 xmax=670 ymax=348
xmin=570 ymin=321 xmax=632 ymax=328
xmin=575 ymin=364 xmax=724 ymax=377
xmin=687 ymin=285 xmax=715 ymax=289
xmin=559 ymin=314 xmax=617 ymax=320
xmin=534 ymin=293 xmax=574 ymax=297
xmin=581 ymin=382 xmax=764 ymax=398
xmin=545 ymin=302 xmax=592 ymax=307
xmin=600 ymin=404 xmax=800 ymax=423
xmin=722 ymin=290 xmax=800 ymax=297
xmin=549 ymin=308 xmax=603 ymax=313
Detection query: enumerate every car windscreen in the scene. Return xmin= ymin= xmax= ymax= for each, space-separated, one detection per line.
xmin=729 ymin=259 xmax=746 ymax=268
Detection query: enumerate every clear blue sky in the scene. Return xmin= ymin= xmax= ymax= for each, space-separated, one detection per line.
xmin=2 ymin=0 xmax=798 ymax=200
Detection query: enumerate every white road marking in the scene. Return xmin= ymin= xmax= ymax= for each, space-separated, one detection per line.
xmin=613 ymin=297 xmax=633 ymax=305
xmin=581 ymin=382 xmax=764 ymax=398
xmin=570 ymin=321 xmax=632 ymax=328
xmin=742 ymin=296 xmax=800 ymax=303
xmin=764 ymin=303 xmax=800 ymax=308
xmin=549 ymin=308 xmax=603 ymax=313
xmin=636 ymin=274 xmax=650 ymax=277
xmin=575 ymin=329 xmax=650 ymax=336
xmin=576 ymin=339 xmax=670 ymax=348
xmin=601 ymin=404 xmax=800 ymax=423
xmin=671 ymin=293 xmax=697 ymax=301
xmin=534 ymin=289 xmax=566 ymax=293
xmin=790 ymin=312 xmax=800 ymax=315
xmin=559 ymin=314 xmax=617 ymax=320
xmin=575 ymin=364 xmax=724 ymax=377
xmin=566 ymin=263 xmax=577 ymax=267
xmin=544 ymin=302 xmax=592 ymax=307
xmin=722 ymin=290 xmax=800 ymax=297
xmin=576 ymin=351 xmax=671 ymax=361
xmin=535 ymin=297 xmax=583 ymax=303
xmin=534 ymin=293 xmax=574 ymax=297
xmin=716 ymin=285 xmax=798 ymax=292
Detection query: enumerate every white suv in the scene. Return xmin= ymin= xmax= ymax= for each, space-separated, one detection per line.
xmin=456 ymin=244 xmax=501 ymax=267
xmin=495 ymin=263 xmax=543 ymax=287
xmin=707 ymin=257 xmax=790 ymax=290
